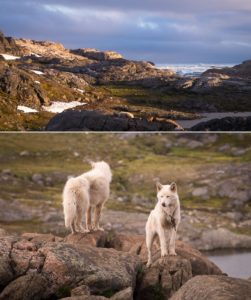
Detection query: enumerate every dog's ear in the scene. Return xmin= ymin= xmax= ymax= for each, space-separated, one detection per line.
xmin=156 ymin=182 xmax=163 ymax=192
xmin=170 ymin=182 xmax=177 ymax=192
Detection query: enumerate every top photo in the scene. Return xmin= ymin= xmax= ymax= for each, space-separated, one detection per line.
xmin=0 ymin=0 xmax=251 ymax=131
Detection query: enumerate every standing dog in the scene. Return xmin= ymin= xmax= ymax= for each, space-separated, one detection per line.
xmin=63 ymin=161 xmax=112 ymax=234
xmin=145 ymin=182 xmax=180 ymax=267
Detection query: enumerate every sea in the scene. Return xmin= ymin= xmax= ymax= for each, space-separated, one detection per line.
xmin=156 ymin=63 xmax=236 ymax=77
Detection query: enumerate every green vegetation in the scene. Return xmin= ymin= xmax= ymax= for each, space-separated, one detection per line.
xmin=100 ymin=84 xmax=251 ymax=112
xmin=0 ymin=133 xmax=250 ymax=233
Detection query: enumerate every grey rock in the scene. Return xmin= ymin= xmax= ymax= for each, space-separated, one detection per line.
xmin=170 ymin=275 xmax=251 ymax=300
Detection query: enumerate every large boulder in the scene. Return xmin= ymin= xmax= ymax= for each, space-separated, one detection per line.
xmin=45 ymin=110 xmax=183 ymax=131
xmin=191 ymin=116 xmax=251 ymax=131
xmin=0 ymin=232 xmax=140 ymax=299
xmin=170 ymin=275 xmax=251 ymax=300
xmin=108 ymin=234 xmax=222 ymax=299
xmin=0 ymin=232 xmax=223 ymax=300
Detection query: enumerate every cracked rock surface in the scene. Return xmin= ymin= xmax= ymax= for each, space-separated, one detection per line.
xmin=0 ymin=231 xmax=224 ymax=300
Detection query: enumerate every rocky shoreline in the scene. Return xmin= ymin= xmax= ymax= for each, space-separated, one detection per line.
xmin=0 ymin=230 xmax=250 ymax=300
xmin=1 ymin=31 xmax=251 ymax=130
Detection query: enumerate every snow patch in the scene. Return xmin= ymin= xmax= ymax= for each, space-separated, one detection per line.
xmin=1 ymin=53 xmax=20 ymax=60
xmin=31 ymin=70 xmax=45 ymax=75
xmin=74 ymin=88 xmax=85 ymax=94
xmin=17 ymin=105 xmax=38 ymax=113
xmin=42 ymin=101 xmax=85 ymax=113
xmin=31 ymin=53 xmax=42 ymax=58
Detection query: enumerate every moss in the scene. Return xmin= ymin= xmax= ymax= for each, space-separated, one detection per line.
xmin=100 ymin=289 xmax=116 ymax=298
xmin=57 ymin=285 xmax=71 ymax=298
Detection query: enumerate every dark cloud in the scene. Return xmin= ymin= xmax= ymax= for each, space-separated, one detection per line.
xmin=0 ymin=0 xmax=250 ymax=63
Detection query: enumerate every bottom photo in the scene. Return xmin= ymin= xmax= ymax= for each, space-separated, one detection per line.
xmin=0 ymin=133 xmax=250 ymax=299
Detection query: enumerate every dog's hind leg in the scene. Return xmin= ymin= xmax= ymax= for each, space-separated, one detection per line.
xmin=70 ymin=221 xmax=77 ymax=234
xmin=85 ymin=206 xmax=92 ymax=232
xmin=146 ymin=230 xmax=155 ymax=268
xmin=93 ymin=203 xmax=104 ymax=231
xmin=75 ymin=205 xmax=86 ymax=233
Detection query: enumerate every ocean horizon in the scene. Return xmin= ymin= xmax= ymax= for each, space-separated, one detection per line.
xmin=156 ymin=63 xmax=237 ymax=76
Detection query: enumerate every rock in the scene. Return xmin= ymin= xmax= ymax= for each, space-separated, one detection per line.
xmin=191 ymin=116 xmax=251 ymax=131
xmin=45 ymin=110 xmax=183 ymax=131
xmin=111 ymin=287 xmax=133 ymax=300
xmin=109 ymin=233 xmax=222 ymax=299
xmin=71 ymin=285 xmax=90 ymax=296
xmin=63 ymin=231 xmax=108 ymax=248
xmin=41 ymin=243 xmax=140 ymax=297
xmin=186 ymin=140 xmax=203 ymax=149
xmin=192 ymin=228 xmax=251 ymax=250
xmin=0 ymin=64 xmax=49 ymax=108
xmin=137 ymin=256 xmax=192 ymax=300
xmin=0 ymin=31 xmax=23 ymax=56
xmin=71 ymin=48 xmax=123 ymax=61
xmin=19 ymin=150 xmax=30 ymax=157
xmin=0 ymin=232 xmax=225 ymax=300
xmin=192 ymin=187 xmax=209 ymax=199
xmin=170 ymin=275 xmax=251 ymax=300
xmin=31 ymin=173 xmax=44 ymax=185
xmin=0 ymin=273 xmax=48 ymax=300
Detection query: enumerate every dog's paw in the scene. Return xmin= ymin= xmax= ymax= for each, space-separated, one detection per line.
xmin=169 ymin=250 xmax=177 ymax=256
xmin=146 ymin=261 xmax=152 ymax=268
xmin=93 ymin=226 xmax=104 ymax=232
xmin=161 ymin=252 xmax=168 ymax=258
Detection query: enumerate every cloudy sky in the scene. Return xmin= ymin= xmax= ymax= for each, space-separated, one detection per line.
xmin=1 ymin=0 xmax=251 ymax=64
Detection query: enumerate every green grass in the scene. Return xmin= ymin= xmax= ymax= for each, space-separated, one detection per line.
xmin=0 ymin=133 xmax=250 ymax=220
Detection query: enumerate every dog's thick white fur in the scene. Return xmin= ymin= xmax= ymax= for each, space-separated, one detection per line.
xmin=145 ymin=182 xmax=181 ymax=267
xmin=63 ymin=161 xmax=112 ymax=234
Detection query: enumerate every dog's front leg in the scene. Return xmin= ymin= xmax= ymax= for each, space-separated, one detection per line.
xmin=85 ymin=206 xmax=92 ymax=232
xmin=158 ymin=228 xmax=168 ymax=258
xmin=169 ymin=228 xmax=177 ymax=255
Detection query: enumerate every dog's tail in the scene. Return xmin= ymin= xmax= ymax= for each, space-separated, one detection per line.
xmin=62 ymin=177 xmax=89 ymax=229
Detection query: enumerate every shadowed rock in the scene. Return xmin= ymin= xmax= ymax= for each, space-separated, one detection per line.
xmin=191 ymin=116 xmax=251 ymax=131
xmin=45 ymin=110 xmax=183 ymax=131
xmin=170 ymin=275 xmax=251 ymax=300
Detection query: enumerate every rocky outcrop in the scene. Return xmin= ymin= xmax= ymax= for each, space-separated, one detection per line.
xmin=0 ymin=63 xmax=49 ymax=108
xmin=192 ymin=60 xmax=251 ymax=94
xmin=170 ymin=275 xmax=251 ymax=300
xmin=191 ymin=228 xmax=251 ymax=251
xmin=0 ymin=31 xmax=23 ymax=56
xmin=45 ymin=109 xmax=183 ymax=131
xmin=71 ymin=48 xmax=123 ymax=61
xmin=191 ymin=116 xmax=251 ymax=131
xmin=204 ymin=60 xmax=251 ymax=79
xmin=0 ymin=231 xmax=222 ymax=300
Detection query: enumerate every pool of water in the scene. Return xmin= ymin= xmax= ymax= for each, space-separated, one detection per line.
xmin=178 ymin=112 xmax=251 ymax=129
xmin=205 ymin=250 xmax=251 ymax=279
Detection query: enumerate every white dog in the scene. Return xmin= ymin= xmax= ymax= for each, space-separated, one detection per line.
xmin=63 ymin=161 xmax=112 ymax=234
xmin=145 ymin=182 xmax=181 ymax=267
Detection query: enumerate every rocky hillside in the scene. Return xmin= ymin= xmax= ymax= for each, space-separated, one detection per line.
xmin=0 ymin=230 xmax=250 ymax=300
xmin=0 ymin=30 xmax=251 ymax=130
